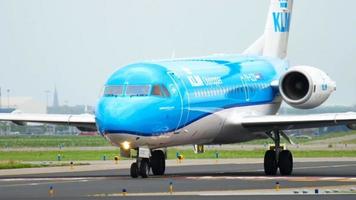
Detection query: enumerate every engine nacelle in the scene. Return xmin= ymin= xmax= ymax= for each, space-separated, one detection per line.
xmin=279 ymin=66 xmax=336 ymax=109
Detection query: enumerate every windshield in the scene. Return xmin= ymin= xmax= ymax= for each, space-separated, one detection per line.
xmin=151 ymin=84 xmax=171 ymax=97
xmin=103 ymin=84 xmax=171 ymax=97
xmin=104 ymin=85 xmax=123 ymax=97
xmin=125 ymin=85 xmax=151 ymax=96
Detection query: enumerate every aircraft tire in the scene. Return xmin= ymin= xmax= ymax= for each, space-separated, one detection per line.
xmin=130 ymin=162 xmax=139 ymax=178
xmin=139 ymin=158 xmax=150 ymax=178
xmin=278 ymin=150 xmax=293 ymax=175
xmin=151 ymin=150 xmax=166 ymax=176
xmin=264 ymin=150 xmax=278 ymax=175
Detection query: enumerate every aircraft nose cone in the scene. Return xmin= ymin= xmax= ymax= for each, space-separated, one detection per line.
xmin=95 ymin=97 xmax=158 ymax=135
xmin=95 ymin=98 xmax=130 ymax=134
xmin=95 ymin=96 xmax=177 ymax=136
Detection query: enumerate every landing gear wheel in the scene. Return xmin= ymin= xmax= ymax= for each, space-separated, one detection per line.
xmin=151 ymin=150 xmax=166 ymax=176
xmin=278 ymin=150 xmax=293 ymax=175
xmin=130 ymin=162 xmax=139 ymax=178
xmin=264 ymin=150 xmax=278 ymax=175
xmin=139 ymin=158 xmax=150 ymax=178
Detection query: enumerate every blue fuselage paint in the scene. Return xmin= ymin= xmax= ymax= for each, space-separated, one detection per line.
xmin=95 ymin=54 xmax=288 ymax=137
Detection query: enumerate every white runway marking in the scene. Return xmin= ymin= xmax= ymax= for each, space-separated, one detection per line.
xmin=91 ymin=184 xmax=356 ymax=197
xmin=0 ymin=177 xmax=105 ymax=182
xmin=293 ymin=163 xmax=356 ymax=170
xmin=0 ymin=177 xmax=105 ymax=188
xmin=186 ymin=163 xmax=356 ymax=181
xmin=250 ymin=163 xmax=356 ymax=172
xmin=186 ymin=176 xmax=356 ymax=182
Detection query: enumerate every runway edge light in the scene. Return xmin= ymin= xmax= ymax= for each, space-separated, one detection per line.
xmin=169 ymin=181 xmax=173 ymax=194
xmin=275 ymin=181 xmax=280 ymax=191
xmin=122 ymin=188 xmax=127 ymax=196
xmin=49 ymin=185 xmax=55 ymax=197
xmin=114 ymin=156 xmax=119 ymax=164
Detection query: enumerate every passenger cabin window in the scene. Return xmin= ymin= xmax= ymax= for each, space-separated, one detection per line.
xmin=104 ymin=85 xmax=123 ymax=97
xmin=126 ymin=85 xmax=150 ymax=97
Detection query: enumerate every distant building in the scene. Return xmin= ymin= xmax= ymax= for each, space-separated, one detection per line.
xmin=53 ymin=86 xmax=59 ymax=108
xmin=47 ymin=105 xmax=94 ymax=114
xmin=0 ymin=108 xmax=15 ymax=113
xmin=2 ymin=97 xmax=46 ymax=114
xmin=0 ymin=87 xmax=93 ymax=135
xmin=47 ymin=86 xmax=94 ymax=114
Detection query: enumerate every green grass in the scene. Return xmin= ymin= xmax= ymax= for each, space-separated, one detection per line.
xmin=0 ymin=131 xmax=356 ymax=148
xmin=240 ymin=131 xmax=356 ymax=145
xmin=304 ymin=131 xmax=356 ymax=144
xmin=0 ymin=160 xmax=88 ymax=169
xmin=345 ymin=139 xmax=356 ymax=144
xmin=0 ymin=161 xmax=37 ymax=169
xmin=1 ymin=149 xmax=356 ymax=162
xmin=0 ymin=135 xmax=110 ymax=148
xmin=0 ymin=150 xmax=119 ymax=161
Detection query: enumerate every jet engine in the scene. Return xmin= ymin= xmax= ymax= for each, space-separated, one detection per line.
xmin=279 ymin=66 xmax=336 ymax=109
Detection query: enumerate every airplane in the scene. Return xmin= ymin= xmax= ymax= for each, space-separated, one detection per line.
xmin=1 ymin=0 xmax=356 ymax=178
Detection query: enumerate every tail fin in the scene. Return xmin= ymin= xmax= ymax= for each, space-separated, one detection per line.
xmin=244 ymin=0 xmax=293 ymax=59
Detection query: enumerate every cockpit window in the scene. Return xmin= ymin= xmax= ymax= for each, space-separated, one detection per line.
xmin=104 ymin=85 xmax=123 ymax=97
xmin=103 ymin=84 xmax=171 ymax=98
xmin=151 ymin=85 xmax=171 ymax=97
xmin=161 ymin=85 xmax=171 ymax=97
xmin=125 ymin=85 xmax=151 ymax=96
xmin=151 ymin=85 xmax=163 ymax=96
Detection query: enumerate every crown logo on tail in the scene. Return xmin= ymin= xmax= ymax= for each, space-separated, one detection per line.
xmin=279 ymin=0 xmax=288 ymax=8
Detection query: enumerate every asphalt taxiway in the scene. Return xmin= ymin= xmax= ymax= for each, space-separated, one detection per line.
xmin=1 ymin=160 xmax=356 ymax=200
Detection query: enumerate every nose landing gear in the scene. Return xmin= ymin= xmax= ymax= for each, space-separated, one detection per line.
xmin=264 ymin=130 xmax=293 ymax=176
xmin=130 ymin=149 xmax=166 ymax=178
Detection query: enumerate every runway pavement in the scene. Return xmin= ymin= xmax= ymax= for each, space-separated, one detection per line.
xmin=1 ymin=160 xmax=356 ymax=200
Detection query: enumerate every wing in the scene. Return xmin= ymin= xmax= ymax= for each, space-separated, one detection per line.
xmin=0 ymin=113 xmax=97 ymax=131
xmin=241 ymin=112 xmax=356 ymax=132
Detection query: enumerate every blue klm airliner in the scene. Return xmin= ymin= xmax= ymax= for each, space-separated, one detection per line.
xmin=1 ymin=0 xmax=356 ymax=178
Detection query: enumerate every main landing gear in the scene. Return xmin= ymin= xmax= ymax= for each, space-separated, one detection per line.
xmin=264 ymin=130 xmax=293 ymax=176
xmin=130 ymin=149 xmax=166 ymax=178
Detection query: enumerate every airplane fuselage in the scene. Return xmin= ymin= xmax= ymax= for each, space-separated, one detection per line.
xmin=95 ymin=54 xmax=288 ymax=149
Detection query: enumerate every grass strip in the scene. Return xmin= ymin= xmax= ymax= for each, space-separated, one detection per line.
xmin=0 ymin=160 xmax=88 ymax=169
xmin=0 ymin=135 xmax=109 ymax=148
xmin=1 ymin=131 xmax=356 ymax=148
xmin=1 ymin=149 xmax=356 ymax=162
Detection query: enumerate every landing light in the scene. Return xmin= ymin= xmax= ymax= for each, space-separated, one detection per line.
xmin=122 ymin=141 xmax=130 ymax=150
